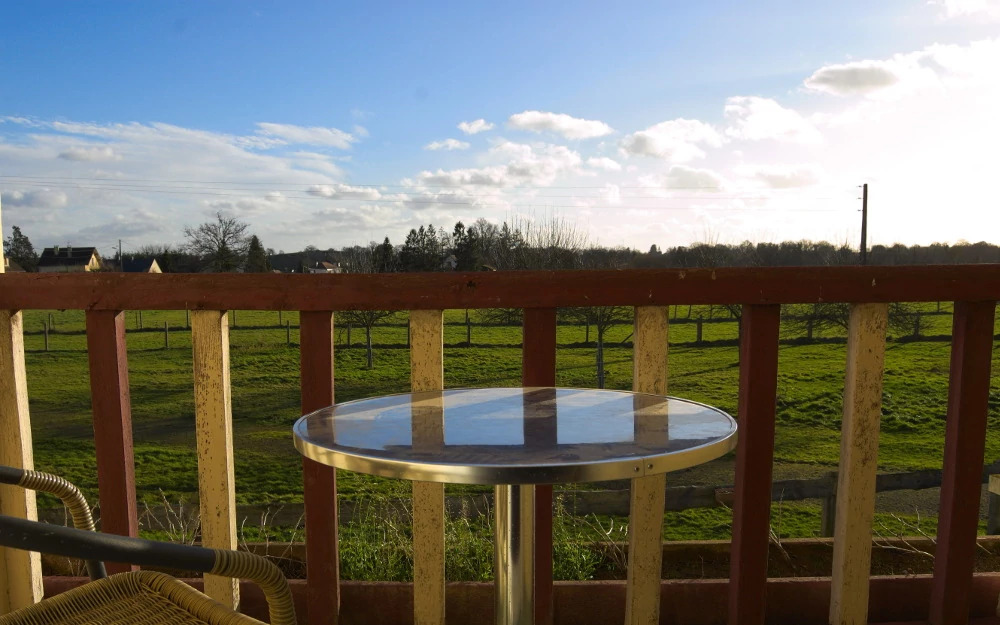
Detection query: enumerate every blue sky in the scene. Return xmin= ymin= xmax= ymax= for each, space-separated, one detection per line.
xmin=1 ymin=1 xmax=998 ymax=257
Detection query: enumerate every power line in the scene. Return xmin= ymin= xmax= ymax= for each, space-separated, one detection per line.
xmin=0 ymin=174 xmax=856 ymax=194
xmin=0 ymin=180 xmax=844 ymax=212
xmin=1 ymin=179 xmax=842 ymax=201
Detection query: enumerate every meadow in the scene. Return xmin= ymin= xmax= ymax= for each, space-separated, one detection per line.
xmin=17 ymin=305 xmax=1000 ymax=580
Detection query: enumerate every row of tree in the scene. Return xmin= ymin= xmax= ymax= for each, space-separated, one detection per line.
xmin=2 ymin=214 xmax=273 ymax=274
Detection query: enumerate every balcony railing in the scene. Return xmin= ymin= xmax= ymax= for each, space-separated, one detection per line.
xmin=0 ymin=266 xmax=997 ymax=625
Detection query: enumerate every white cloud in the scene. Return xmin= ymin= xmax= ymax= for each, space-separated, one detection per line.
xmin=639 ymin=166 xmax=725 ymax=194
xmin=291 ymin=151 xmax=345 ymax=177
xmin=736 ymin=164 xmax=823 ymax=188
xmin=587 ymin=157 xmax=622 ymax=171
xmin=804 ymin=62 xmax=900 ymax=96
xmin=414 ymin=167 xmax=508 ymax=188
xmin=620 ymin=119 xmax=722 ymax=161
xmin=255 ymin=122 xmax=356 ymax=148
xmin=933 ymin=0 xmax=1000 ymax=19
xmin=424 ymin=138 xmax=471 ymax=151
xmin=1 ymin=189 xmax=69 ymax=209
xmin=58 ymin=146 xmax=122 ymax=162
xmin=804 ymin=38 xmax=1000 ymax=99
xmin=307 ymin=183 xmax=382 ymax=200
xmin=508 ymin=111 xmax=613 ymax=140
xmin=78 ymin=208 xmax=167 ymax=239
xmin=724 ymin=97 xmax=822 ymax=144
xmin=457 ymin=119 xmax=494 ymax=135
xmin=405 ymin=141 xmax=582 ymax=201
xmin=206 ymin=196 xmax=287 ymax=215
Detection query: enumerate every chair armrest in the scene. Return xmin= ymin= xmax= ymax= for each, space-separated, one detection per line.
xmin=0 ymin=515 xmax=296 ymax=625
xmin=0 ymin=465 xmax=105 ymax=580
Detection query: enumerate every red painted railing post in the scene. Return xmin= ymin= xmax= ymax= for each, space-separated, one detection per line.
xmin=929 ymin=300 xmax=997 ymax=625
xmin=300 ymin=311 xmax=339 ymax=625
xmin=728 ymin=305 xmax=780 ymax=625
xmin=85 ymin=310 xmax=138 ymax=574
xmin=523 ymin=308 xmax=557 ymax=625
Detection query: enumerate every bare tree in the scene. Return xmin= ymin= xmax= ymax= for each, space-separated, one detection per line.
xmin=340 ymin=243 xmax=396 ymax=369
xmin=562 ymin=246 xmax=633 ymax=388
xmin=183 ymin=212 xmax=251 ymax=272
xmin=783 ymin=302 xmax=919 ymax=340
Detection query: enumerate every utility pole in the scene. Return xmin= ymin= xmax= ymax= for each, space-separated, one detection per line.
xmin=860 ymin=184 xmax=868 ymax=265
xmin=118 ymin=239 xmax=122 ymax=269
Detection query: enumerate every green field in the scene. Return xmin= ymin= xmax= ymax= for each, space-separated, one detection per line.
xmin=16 ymin=305 xmax=1000 ymax=580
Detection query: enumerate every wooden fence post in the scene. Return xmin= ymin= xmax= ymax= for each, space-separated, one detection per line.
xmin=0 ymin=309 xmax=43 ymax=612
xmin=728 ymin=305 xmax=780 ymax=625
xmin=929 ymin=301 xmax=996 ymax=625
xmin=626 ymin=306 xmax=669 ymax=625
xmin=86 ymin=310 xmax=139 ymax=574
xmin=301 ymin=311 xmax=339 ymax=625
xmin=820 ymin=493 xmax=836 ymax=538
xmin=829 ymin=303 xmax=887 ymax=625
xmin=987 ymin=475 xmax=1000 ymax=535
xmin=696 ymin=316 xmax=703 ymax=344
xmin=523 ymin=308 xmax=557 ymax=625
xmin=191 ymin=310 xmax=239 ymax=609
xmin=164 ymin=321 xmax=169 ymax=349
xmin=286 ymin=321 xmax=291 ymax=346
xmin=43 ymin=321 xmax=49 ymax=352
xmin=410 ymin=309 xmax=445 ymax=625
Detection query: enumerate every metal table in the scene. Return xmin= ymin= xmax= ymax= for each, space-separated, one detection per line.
xmin=293 ymin=387 xmax=737 ymax=625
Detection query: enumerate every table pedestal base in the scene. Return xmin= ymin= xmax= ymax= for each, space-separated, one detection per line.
xmin=495 ymin=484 xmax=535 ymax=625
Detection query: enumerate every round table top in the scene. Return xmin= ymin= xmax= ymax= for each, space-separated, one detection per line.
xmin=293 ymin=387 xmax=737 ymax=485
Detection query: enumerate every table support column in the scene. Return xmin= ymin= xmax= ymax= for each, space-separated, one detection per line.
xmin=495 ymin=484 xmax=535 ymax=625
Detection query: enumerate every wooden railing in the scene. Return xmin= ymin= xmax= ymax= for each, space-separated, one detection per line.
xmin=0 ymin=266 xmax=997 ymax=625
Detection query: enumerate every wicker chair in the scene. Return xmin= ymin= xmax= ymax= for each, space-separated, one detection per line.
xmin=0 ymin=465 xmax=296 ymax=625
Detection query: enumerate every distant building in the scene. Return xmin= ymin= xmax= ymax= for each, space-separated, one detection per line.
xmin=305 ymin=261 xmax=342 ymax=274
xmin=120 ymin=257 xmax=162 ymax=273
xmin=37 ymin=246 xmax=103 ymax=272
xmin=3 ymin=257 xmax=26 ymax=272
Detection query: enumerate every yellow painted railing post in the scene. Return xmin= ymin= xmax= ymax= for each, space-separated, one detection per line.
xmin=191 ymin=310 xmax=239 ymax=608
xmin=409 ymin=310 xmax=445 ymax=625
xmin=829 ymin=303 xmax=887 ymax=625
xmin=626 ymin=306 xmax=669 ymax=625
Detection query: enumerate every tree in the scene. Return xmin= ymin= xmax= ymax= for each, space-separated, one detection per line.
xmin=183 ymin=212 xmax=251 ymax=272
xmin=560 ymin=305 xmax=632 ymax=388
xmin=374 ymin=237 xmax=398 ymax=273
xmin=783 ymin=302 xmax=920 ymax=340
xmin=244 ymin=235 xmax=271 ymax=273
xmin=399 ymin=225 xmax=445 ymax=272
xmin=339 ymin=242 xmax=397 ymax=369
xmin=3 ymin=226 xmax=38 ymax=271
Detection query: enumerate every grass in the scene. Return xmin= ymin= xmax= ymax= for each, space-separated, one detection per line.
xmin=15 ymin=304 xmax=1000 ymax=579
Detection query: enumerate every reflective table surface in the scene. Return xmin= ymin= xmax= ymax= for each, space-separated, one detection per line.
xmin=293 ymin=387 xmax=737 ymax=485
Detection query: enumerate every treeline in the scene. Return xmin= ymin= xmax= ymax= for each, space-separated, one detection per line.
xmin=6 ymin=215 xmax=1000 ymax=276
xmin=343 ymin=219 xmax=1000 ymax=273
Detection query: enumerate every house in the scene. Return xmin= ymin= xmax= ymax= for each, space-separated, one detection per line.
xmin=2 ymin=257 xmax=26 ymax=272
xmin=305 ymin=261 xmax=342 ymax=274
xmin=120 ymin=257 xmax=162 ymax=273
xmin=37 ymin=246 xmax=103 ymax=272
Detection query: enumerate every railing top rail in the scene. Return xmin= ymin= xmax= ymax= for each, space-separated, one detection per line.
xmin=1 ymin=265 xmax=999 ymax=311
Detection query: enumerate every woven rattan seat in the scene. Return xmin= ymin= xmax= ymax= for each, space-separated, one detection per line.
xmin=0 ymin=571 xmax=262 ymax=625
xmin=0 ymin=466 xmax=297 ymax=625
